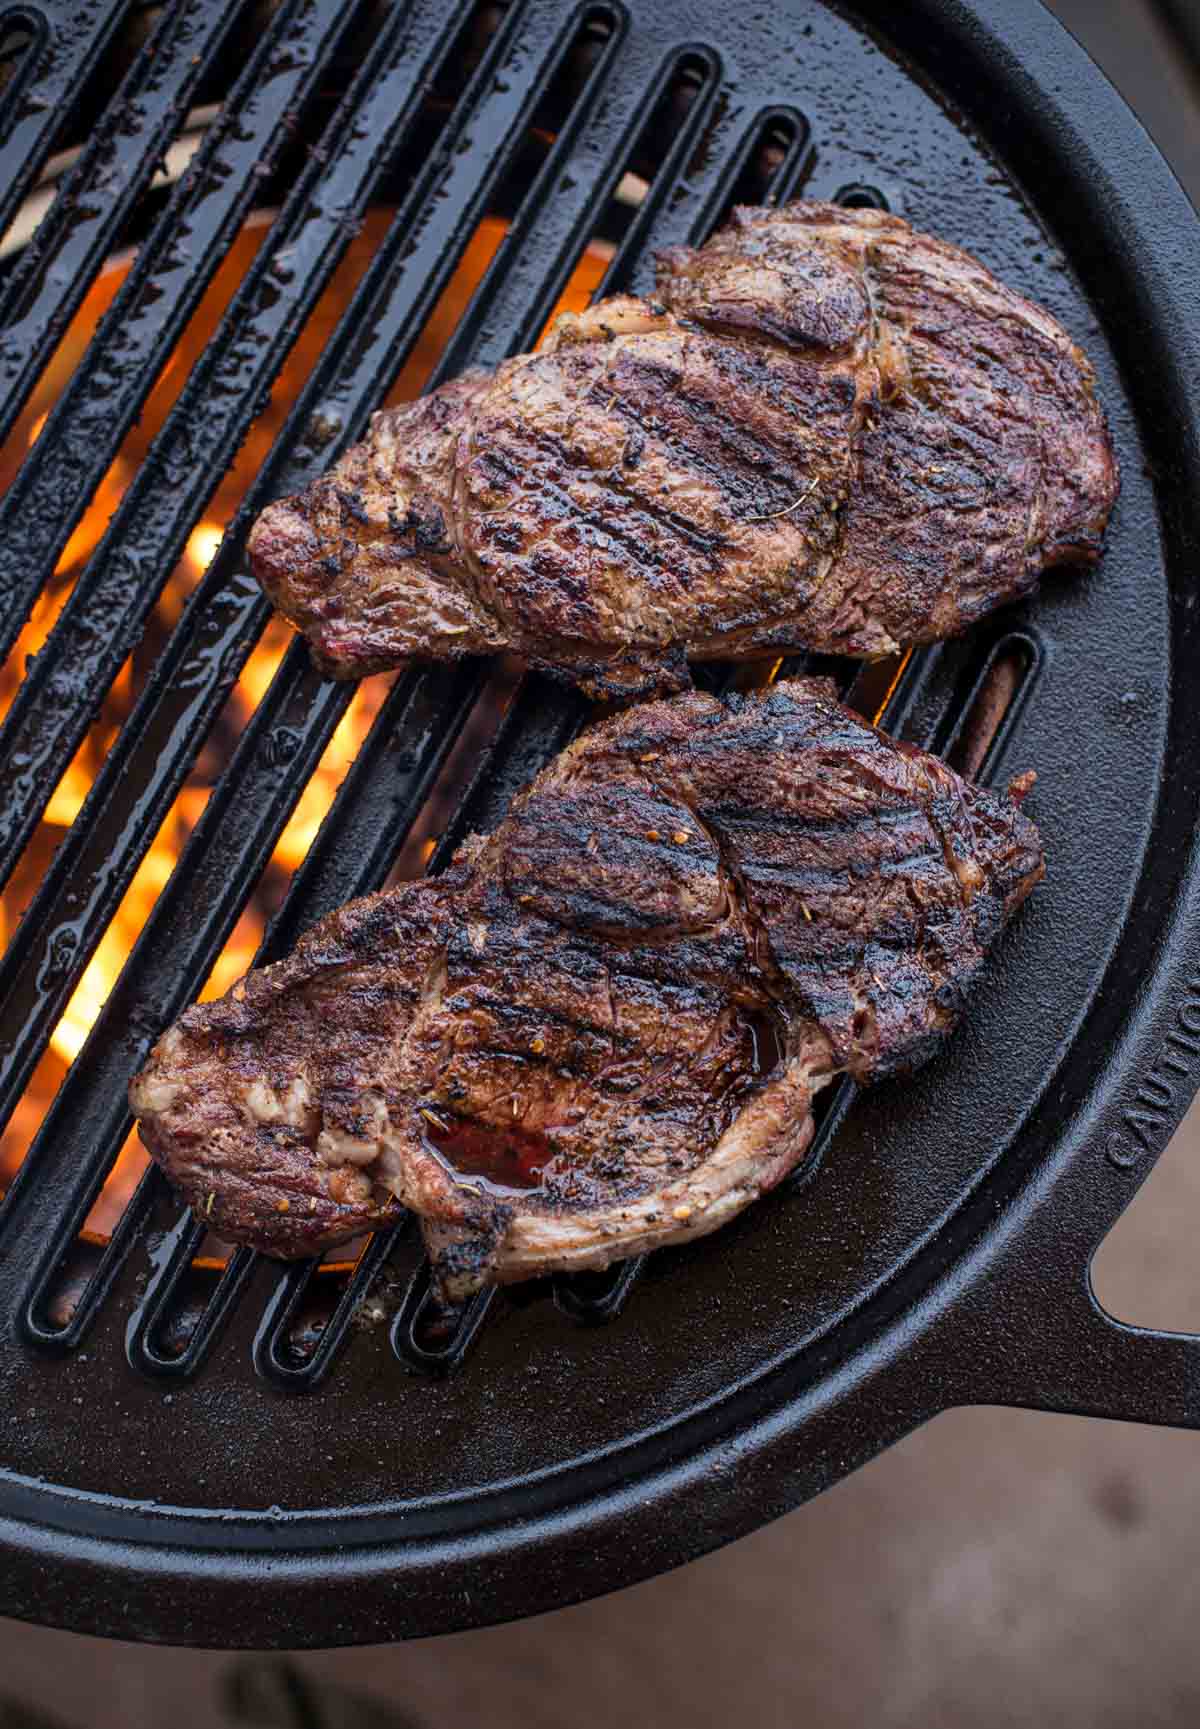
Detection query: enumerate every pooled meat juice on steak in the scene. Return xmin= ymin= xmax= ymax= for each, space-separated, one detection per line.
xmin=418 ymin=1114 xmax=558 ymax=1196
xmin=247 ymin=200 xmax=1117 ymax=698
xmin=131 ymin=680 xmax=1045 ymax=1300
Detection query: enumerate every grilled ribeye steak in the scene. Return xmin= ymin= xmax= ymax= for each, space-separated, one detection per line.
xmin=248 ymin=200 xmax=1117 ymax=698
xmin=131 ymin=680 xmax=1044 ymax=1299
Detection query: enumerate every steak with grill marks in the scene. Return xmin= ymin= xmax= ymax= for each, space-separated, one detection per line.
xmin=247 ymin=200 xmax=1118 ymax=699
xmin=131 ymin=679 xmax=1044 ymax=1300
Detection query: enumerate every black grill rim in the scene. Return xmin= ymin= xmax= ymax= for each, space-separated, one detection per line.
xmin=0 ymin=0 xmax=1197 ymax=1645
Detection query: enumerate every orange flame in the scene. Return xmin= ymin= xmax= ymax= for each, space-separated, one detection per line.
xmin=0 ymin=207 xmax=613 ymax=1239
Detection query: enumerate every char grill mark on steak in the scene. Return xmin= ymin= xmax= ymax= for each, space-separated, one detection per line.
xmin=131 ymin=681 xmax=1045 ymax=1299
xmin=247 ymin=201 xmax=1117 ymax=697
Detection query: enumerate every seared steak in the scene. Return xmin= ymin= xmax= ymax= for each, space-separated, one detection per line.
xmin=131 ymin=680 xmax=1044 ymax=1299
xmin=248 ymin=201 xmax=1117 ymax=698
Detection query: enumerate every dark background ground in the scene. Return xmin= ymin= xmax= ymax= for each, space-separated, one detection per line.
xmin=3 ymin=3 xmax=1200 ymax=1724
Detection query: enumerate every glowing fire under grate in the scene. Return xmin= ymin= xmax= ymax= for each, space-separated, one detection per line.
xmin=0 ymin=207 xmax=611 ymax=1241
xmin=0 ymin=0 xmax=939 ymax=1377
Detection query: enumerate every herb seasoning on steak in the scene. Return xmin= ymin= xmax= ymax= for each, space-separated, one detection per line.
xmin=130 ymin=679 xmax=1045 ymax=1300
xmin=247 ymin=200 xmax=1117 ymax=699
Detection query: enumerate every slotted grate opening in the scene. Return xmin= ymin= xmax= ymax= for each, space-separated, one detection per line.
xmin=0 ymin=16 xmax=34 ymax=84
xmin=0 ymin=0 xmax=1062 ymax=1389
xmin=0 ymin=15 xmax=38 ymax=155
xmin=391 ymin=1259 xmax=497 ymax=1377
xmin=834 ymin=181 xmax=891 ymax=210
xmin=942 ymin=635 xmax=1039 ymax=782
xmin=578 ymin=47 xmax=718 ymax=258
